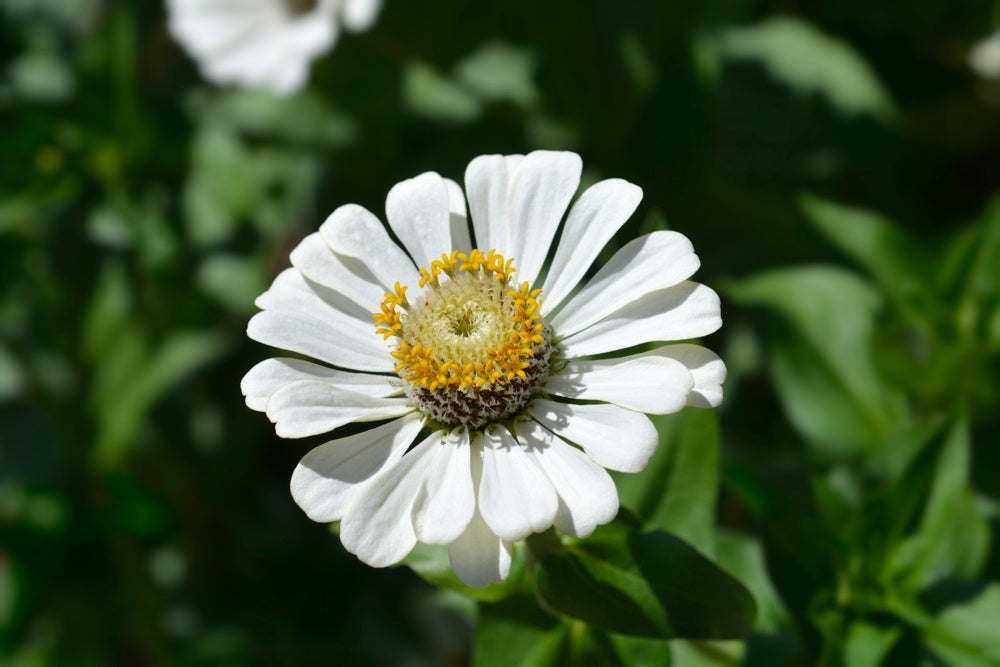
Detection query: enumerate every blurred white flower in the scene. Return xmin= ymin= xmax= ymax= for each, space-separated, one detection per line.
xmin=166 ymin=0 xmax=383 ymax=95
xmin=970 ymin=30 xmax=1000 ymax=79
xmin=242 ymin=151 xmax=726 ymax=587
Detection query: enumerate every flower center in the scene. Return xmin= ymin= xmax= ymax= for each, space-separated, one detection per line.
xmin=284 ymin=0 xmax=318 ymax=17
xmin=374 ymin=249 xmax=553 ymax=428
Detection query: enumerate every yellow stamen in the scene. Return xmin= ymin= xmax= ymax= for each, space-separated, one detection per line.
xmin=371 ymin=249 xmax=546 ymax=395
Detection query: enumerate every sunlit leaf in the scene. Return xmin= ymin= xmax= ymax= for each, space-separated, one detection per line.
xmin=714 ymin=16 xmax=896 ymax=122
xmin=455 ymin=41 xmax=538 ymax=109
xmin=799 ymin=195 xmax=940 ymax=326
xmin=473 ymin=596 xmax=568 ymax=667
xmin=924 ymin=585 xmax=1000 ymax=665
xmin=613 ymin=409 xmax=719 ymax=555
xmin=714 ymin=530 xmax=791 ymax=633
xmin=196 ymin=254 xmax=269 ymax=315
xmin=842 ymin=622 xmax=901 ymax=667
xmin=533 ymin=525 xmax=756 ymax=639
xmin=81 ymin=261 xmax=131 ymax=363
xmin=191 ymin=89 xmax=358 ymax=146
xmin=86 ymin=205 xmax=133 ymax=249
xmin=403 ymin=62 xmax=483 ymax=123
xmin=726 ymin=266 xmax=908 ymax=457
xmin=0 ymin=346 xmax=26 ymax=401
xmin=887 ymin=412 xmax=990 ymax=586
xmin=949 ymin=196 xmax=1000 ymax=342
xmin=7 ymin=34 xmax=74 ymax=103
xmin=608 ymin=632 xmax=673 ymax=666
xmin=92 ymin=331 xmax=229 ymax=468
xmin=670 ymin=639 xmax=744 ymax=666
xmin=182 ymin=128 xmax=258 ymax=248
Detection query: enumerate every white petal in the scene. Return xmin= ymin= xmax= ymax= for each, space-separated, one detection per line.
xmin=340 ymin=0 xmax=382 ymax=32
xmin=448 ymin=437 xmax=513 ymax=587
xmin=265 ymin=381 xmax=412 ymax=438
xmin=412 ymin=428 xmax=476 ymax=544
xmin=321 ymin=203 xmax=421 ymax=291
xmin=252 ymin=268 xmax=388 ymax=366
xmin=202 ymin=29 xmax=284 ymax=86
xmin=448 ymin=508 xmax=513 ymax=588
xmin=385 ymin=171 xmax=453 ymax=270
xmin=503 ymin=155 xmax=525 ymax=175
xmin=340 ymin=430 xmax=447 ymax=567
xmin=465 ymin=154 xmax=512 ymax=253
xmin=290 ymin=413 xmax=424 ymax=522
xmin=551 ymin=231 xmax=699 ymax=336
xmin=241 ymin=357 xmax=398 ymax=411
xmin=541 ymin=178 xmax=643 ymax=313
xmin=288 ymin=8 xmax=338 ymax=55
xmin=265 ymin=59 xmax=310 ymax=97
xmin=620 ymin=344 xmax=727 ymax=408
xmin=516 ymin=420 xmax=618 ymax=538
xmin=166 ymin=0 xmax=336 ymax=96
xmin=289 ymin=232 xmax=385 ymax=316
xmin=444 ymin=177 xmax=472 ymax=254
xmin=477 ymin=427 xmax=558 ymax=542
xmin=545 ymin=356 xmax=694 ymax=415
xmin=528 ymin=400 xmax=658 ymax=473
xmin=247 ymin=309 xmax=391 ymax=372
xmin=169 ymin=9 xmax=273 ymax=59
xmin=506 ymin=151 xmax=582 ymax=283
xmin=560 ymin=282 xmax=722 ymax=357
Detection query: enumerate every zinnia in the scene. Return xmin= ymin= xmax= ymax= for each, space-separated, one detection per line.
xmin=242 ymin=151 xmax=725 ymax=586
xmin=166 ymin=0 xmax=383 ymax=95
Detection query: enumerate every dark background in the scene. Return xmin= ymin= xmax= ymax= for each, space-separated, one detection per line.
xmin=2 ymin=0 xmax=999 ymax=664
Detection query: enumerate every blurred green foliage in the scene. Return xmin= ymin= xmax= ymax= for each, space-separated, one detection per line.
xmin=2 ymin=0 xmax=1000 ymax=665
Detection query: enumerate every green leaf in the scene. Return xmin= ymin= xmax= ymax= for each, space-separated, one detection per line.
xmin=950 ymin=196 xmax=1000 ymax=343
xmin=564 ymin=625 xmax=628 ymax=667
xmin=402 ymin=62 xmax=483 ymax=123
xmin=615 ymin=410 xmax=720 ymax=555
xmin=182 ymin=128 xmax=259 ymax=248
xmin=646 ymin=410 xmax=720 ymax=555
xmin=91 ymin=330 xmax=229 ymax=468
xmin=401 ymin=541 xmax=526 ymax=602
xmin=81 ymin=261 xmax=131 ymax=363
xmin=726 ymin=266 xmax=907 ymax=457
xmin=476 ymin=591 xmax=673 ymax=667
xmin=924 ymin=585 xmax=1000 ymax=665
xmin=613 ymin=413 xmax=681 ymax=521
xmin=473 ymin=596 xmax=568 ymax=667
xmin=613 ymin=409 xmax=719 ymax=555
xmin=714 ymin=16 xmax=896 ymax=122
xmin=454 ymin=41 xmax=539 ymax=109
xmin=192 ymin=89 xmax=358 ymax=146
xmin=799 ymin=195 xmax=940 ymax=325
xmin=842 ymin=622 xmax=901 ymax=667
xmin=0 ymin=345 xmax=26 ymax=402
xmin=607 ymin=633 xmax=672 ymax=666
xmin=533 ymin=525 xmax=756 ymax=639
xmin=619 ymin=31 xmax=658 ymax=94
xmin=670 ymin=640 xmax=744 ymax=666
xmin=887 ymin=412 xmax=990 ymax=586
xmin=714 ymin=530 xmax=791 ymax=633
xmin=196 ymin=254 xmax=269 ymax=315
xmin=8 ymin=40 xmax=74 ymax=103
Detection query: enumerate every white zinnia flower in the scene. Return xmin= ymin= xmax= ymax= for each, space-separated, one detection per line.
xmin=970 ymin=30 xmax=1000 ymax=79
xmin=166 ymin=0 xmax=383 ymax=96
xmin=242 ymin=151 xmax=725 ymax=587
